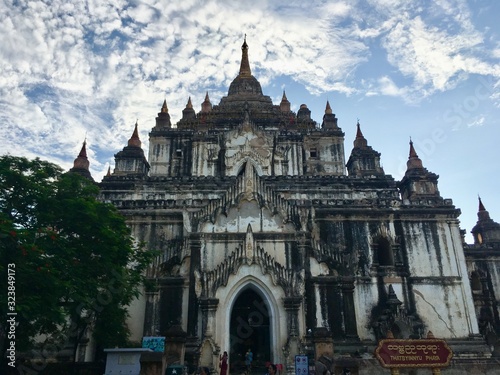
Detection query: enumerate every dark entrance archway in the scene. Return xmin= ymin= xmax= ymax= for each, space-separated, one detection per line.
xmin=230 ymin=288 xmax=271 ymax=374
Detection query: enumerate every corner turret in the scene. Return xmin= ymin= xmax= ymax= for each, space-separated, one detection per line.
xmin=201 ymin=92 xmax=212 ymax=114
xmin=321 ymin=100 xmax=339 ymax=130
xmin=297 ymin=104 xmax=311 ymax=121
xmin=69 ymin=140 xmax=94 ymax=181
xmin=177 ymin=97 xmax=199 ymax=129
xmin=182 ymin=97 xmax=196 ymax=121
xmin=112 ymin=122 xmax=150 ymax=177
xmin=280 ymin=91 xmax=291 ymax=113
xmin=471 ymin=197 xmax=500 ymax=245
xmin=346 ymin=121 xmax=385 ymax=178
xmin=398 ymin=139 xmax=441 ymax=203
xmin=154 ymin=100 xmax=172 ymax=130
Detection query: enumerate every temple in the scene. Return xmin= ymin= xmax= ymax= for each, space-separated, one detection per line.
xmin=71 ymin=38 xmax=500 ymax=374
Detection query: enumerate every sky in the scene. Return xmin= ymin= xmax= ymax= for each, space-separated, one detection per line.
xmin=1 ymin=0 xmax=499 ymax=242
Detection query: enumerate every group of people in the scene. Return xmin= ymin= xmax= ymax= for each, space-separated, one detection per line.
xmin=216 ymin=349 xmax=253 ymax=375
xmin=220 ymin=349 xmax=253 ymax=375
xmin=217 ymin=349 xmax=280 ymax=375
xmin=197 ymin=350 xmax=230 ymax=375
xmin=199 ymin=349 xmax=349 ymax=375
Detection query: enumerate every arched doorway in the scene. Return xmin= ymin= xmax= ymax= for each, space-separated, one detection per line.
xmin=230 ymin=288 xmax=271 ymax=374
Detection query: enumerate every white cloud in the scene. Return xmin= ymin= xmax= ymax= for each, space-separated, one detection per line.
xmin=467 ymin=115 xmax=485 ymax=127
xmin=0 ymin=0 xmax=499 ymax=181
xmin=378 ymin=2 xmax=499 ymax=97
xmin=377 ymin=76 xmax=408 ymax=97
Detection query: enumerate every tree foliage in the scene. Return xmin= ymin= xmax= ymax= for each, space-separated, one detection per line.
xmin=0 ymin=156 xmax=154 ymax=363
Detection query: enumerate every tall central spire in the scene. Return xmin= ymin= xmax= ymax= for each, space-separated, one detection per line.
xmin=226 ymin=36 xmax=265 ymax=97
xmin=239 ymin=35 xmax=251 ymax=77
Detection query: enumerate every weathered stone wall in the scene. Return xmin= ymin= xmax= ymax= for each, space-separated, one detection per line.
xmin=90 ymin=37 xmax=500 ymax=373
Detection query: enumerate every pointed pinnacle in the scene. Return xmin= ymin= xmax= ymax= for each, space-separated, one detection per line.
xmin=161 ymin=99 xmax=168 ymax=113
xmin=78 ymin=140 xmax=87 ymax=158
xmin=406 ymin=138 xmax=424 ymax=170
xmin=478 ymin=196 xmax=486 ymax=212
xmin=356 ymin=121 xmax=364 ymax=139
xmin=239 ymin=35 xmax=251 ymax=76
xmin=128 ymin=121 xmax=141 ymax=147
xmin=409 ymin=139 xmax=419 ymax=158
xmin=325 ymin=100 xmax=332 ymax=115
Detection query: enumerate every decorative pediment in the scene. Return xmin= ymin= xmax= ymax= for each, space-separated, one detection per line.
xmin=225 ymin=117 xmax=273 ymax=176
xmin=194 ymin=241 xmax=305 ymax=299
xmin=190 ymin=170 xmax=302 ymax=232
xmin=200 ymin=200 xmax=295 ymax=233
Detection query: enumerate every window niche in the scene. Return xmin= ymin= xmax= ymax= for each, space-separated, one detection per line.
xmin=309 ymin=148 xmax=318 ymax=158
xmin=471 ymin=271 xmax=483 ymax=293
xmin=372 ymin=237 xmax=395 ymax=268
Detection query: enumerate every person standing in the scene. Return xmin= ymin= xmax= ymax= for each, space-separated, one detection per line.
xmin=219 ymin=351 xmax=228 ymax=375
xmin=245 ymin=349 xmax=253 ymax=373
xmin=266 ymin=364 xmax=277 ymax=375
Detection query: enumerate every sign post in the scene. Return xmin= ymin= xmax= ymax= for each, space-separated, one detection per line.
xmin=294 ymin=355 xmax=308 ymax=375
xmin=375 ymin=331 xmax=452 ymax=374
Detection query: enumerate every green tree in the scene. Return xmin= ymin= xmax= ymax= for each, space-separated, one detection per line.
xmin=0 ymin=156 xmax=154 ymax=367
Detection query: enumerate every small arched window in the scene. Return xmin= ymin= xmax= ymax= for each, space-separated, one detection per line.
xmin=471 ymin=271 xmax=482 ymax=292
xmin=376 ymin=237 xmax=394 ymax=266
